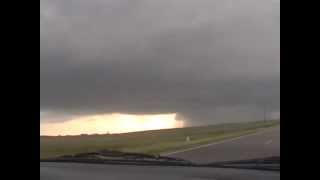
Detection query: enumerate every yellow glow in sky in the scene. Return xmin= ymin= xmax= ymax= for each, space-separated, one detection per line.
xmin=40 ymin=113 xmax=184 ymax=136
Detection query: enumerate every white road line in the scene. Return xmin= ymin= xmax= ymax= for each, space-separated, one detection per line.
xmin=265 ymin=140 xmax=273 ymax=145
xmin=162 ymin=126 xmax=278 ymax=156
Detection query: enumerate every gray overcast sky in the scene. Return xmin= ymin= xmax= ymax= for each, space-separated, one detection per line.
xmin=40 ymin=0 xmax=280 ymax=126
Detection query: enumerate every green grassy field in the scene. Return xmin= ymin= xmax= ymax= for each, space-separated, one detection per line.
xmin=40 ymin=120 xmax=280 ymax=159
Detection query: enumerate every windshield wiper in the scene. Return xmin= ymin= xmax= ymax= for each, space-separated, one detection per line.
xmin=202 ymin=156 xmax=280 ymax=171
xmin=40 ymin=150 xmax=280 ymax=171
xmin=40 ymin=149 xmax=195 ymax=167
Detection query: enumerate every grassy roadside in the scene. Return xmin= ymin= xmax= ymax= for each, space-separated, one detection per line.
xmin=40 ymin=120 xmax=279 ymax=159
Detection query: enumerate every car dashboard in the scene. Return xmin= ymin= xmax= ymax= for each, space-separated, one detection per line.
xmin=40 ymin=162 xmax=280 ymax=180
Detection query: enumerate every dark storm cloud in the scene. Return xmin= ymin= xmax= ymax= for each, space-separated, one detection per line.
xmin=40 ymin=0 xmax=280 ymax=125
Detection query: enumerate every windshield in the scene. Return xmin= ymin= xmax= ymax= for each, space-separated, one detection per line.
xmin=40 ymin=0 xmax=280 ymax=171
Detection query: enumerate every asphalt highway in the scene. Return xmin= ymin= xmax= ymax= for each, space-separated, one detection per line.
xmin=40 ymin=126 xmax=280 ymax=180
xmin=165 ymin=126 xmax=280 ymax=163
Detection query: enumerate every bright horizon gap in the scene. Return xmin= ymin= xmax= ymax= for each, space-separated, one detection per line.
xmin=40 ymin=113 xmax=185 ymax=136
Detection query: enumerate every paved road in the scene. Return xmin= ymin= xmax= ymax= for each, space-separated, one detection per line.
xmin=40 ymin=126 xmax=280 ymax=180
xmin=166 ymin=126 xmax=280 ymax=163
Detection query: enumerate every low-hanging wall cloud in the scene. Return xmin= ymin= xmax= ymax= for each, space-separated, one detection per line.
xmin=40 ymin=0 xmax=280 ymax=126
